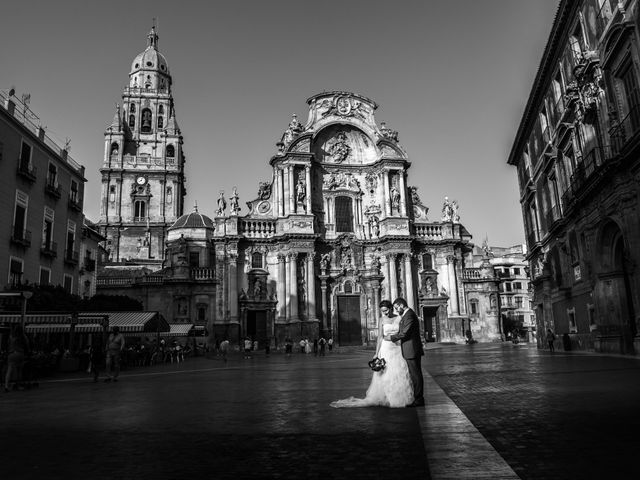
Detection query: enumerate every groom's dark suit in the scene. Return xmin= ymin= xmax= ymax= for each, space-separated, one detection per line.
xmin=390 ymin=307 xmax=424 ymax=405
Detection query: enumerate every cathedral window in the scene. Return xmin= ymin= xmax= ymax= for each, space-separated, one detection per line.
xmin=130 ymin=104 xmax=135 ymax=113
xmin=469 ymin=299 xmax=478 ymax=315
xmin=141 ymin=109 xmax=152 ymax=133
xmin=189 ymin=251 xmax=200 ymax=268
xmin=110 ymin=142 xmax=119 ymax=156
xmin=422 ymin=253 xmax=433 ymax=270
xmin=159 ymin=105 xmax=164 ymax=114
xmin=129 ymin=115 xmax=135 ymax=129
xmin=335 ymin=196 xmax=354 ymax=233
xmin=251 ymin=252 xmax=263 ymax=269
xmin=157 ymin=116 xmax=163 ymax=129
xmin=109 ymin=185 xmax=116 ymax=203
xmin=134 ymin=200 xmax=146 ymax=220
xmin=166 ymin=186 xmax=173 ymax=204
xmin=166 ymin=145 xmax=175 ymax=157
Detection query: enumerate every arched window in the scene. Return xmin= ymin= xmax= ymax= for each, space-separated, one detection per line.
xmin=251 ymin=252 xmax=263 ymax=269
xmin=166 ymin=186 xmax=173 ymax=204
xmin=158 ymin=105 xmax=164 ymax=114
xmin=141 ymin=109 xmax=152 ymax=133
xmin=130 ymin=103 xmax=135 ymax=113
xmin=335 ymin=196 xmax=354 ymax=233
xmin=166 ymin=145 xmax=175 ymax=157
xmin=134 ymin=200 xmax=146 ymax=220
xmin=157 ymin=116 xmax=163 ymax=129
xmin=129 ymin=114 xmax=135 ymax=128
xmin=110 ymin=142 xmax=119 ymax=155
xmin=422 ymin=253 xmax=433 ymax=270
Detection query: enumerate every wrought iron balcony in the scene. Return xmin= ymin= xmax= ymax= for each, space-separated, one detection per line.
xmin=40 ymin=241 xmax=58 ymax=258
xmin=11 ymin=226 xmax=32 ymax=247
xmin=45 ymin=178 xmax=61 ymax=199
xmin=16 ymin=159 xmax=37 ymax=182
xmin=64 ymin=249 xmax=79 ymax=265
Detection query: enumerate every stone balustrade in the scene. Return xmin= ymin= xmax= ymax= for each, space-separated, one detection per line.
xmin=414 ymin=224 xmax=443 ymax=240
xmin=191 ymin=267 xmax=215 ymax=280
xmin=240 ymin=219 xmax=277 ymax=238
xmin=462 ymin=268 xmax=482 ymax=280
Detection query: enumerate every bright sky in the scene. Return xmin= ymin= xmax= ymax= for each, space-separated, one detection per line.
xmin=0 ymin=0 xmax=559 ymax=247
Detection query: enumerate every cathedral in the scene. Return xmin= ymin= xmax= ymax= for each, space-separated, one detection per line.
xmin=97 ymin=28 xmax=504 ymax=347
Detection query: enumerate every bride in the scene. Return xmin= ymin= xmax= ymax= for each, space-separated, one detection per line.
xmin=330 ymin=300 xmax=413 ymax=408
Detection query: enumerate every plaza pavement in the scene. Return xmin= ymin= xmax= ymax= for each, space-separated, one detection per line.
xmin=1 ymin=342 xmax=638 ymax=479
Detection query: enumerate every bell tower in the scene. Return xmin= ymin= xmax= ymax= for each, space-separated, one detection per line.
xmin=98 ymin=26 xmax=186 ymax=264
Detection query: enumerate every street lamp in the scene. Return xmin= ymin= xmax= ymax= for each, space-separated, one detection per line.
xmin=21 ymin=291 xmax=33 ymax=327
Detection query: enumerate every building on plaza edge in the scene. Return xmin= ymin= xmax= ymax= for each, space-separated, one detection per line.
xmin=97 ymin=26 xmax=186 ymax=264
xmin=507 ymin=0 xmax=640 ymax=355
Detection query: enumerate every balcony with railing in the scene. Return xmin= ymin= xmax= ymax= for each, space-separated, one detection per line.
xmin=462 ymin=268 xmax=482 ymax=280
xmin=610 ymin=105 xmax=640 ymax=154
xmin=10 ymin=226 xmax=31 ymax=247
xmin=191 ymin=267 xmax=215 ymax=281
xmin=414 ymin=224 xmax=444 ymax=240
xmin=240 ymin=219 xmax=277 ymax=238
xmin=40 ymin=240 xmax=58 ymax=258
xmin=64 ymin=249 xmax=79 ymax=265
xmin=16 ymin=158 xmax=37 ymax=182
xmin=45 ymin=177 xmax=61 ymax=199
xmin=68 ymin=193 xmax=82 ymax=212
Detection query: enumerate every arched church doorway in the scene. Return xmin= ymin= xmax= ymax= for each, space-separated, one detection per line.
xmin=422 ymin=306 xmax=438 ymax=342
xmin=337 ymin=294 xmax=361 ymax=345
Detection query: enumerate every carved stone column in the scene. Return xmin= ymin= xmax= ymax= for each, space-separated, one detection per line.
xmin=404 ymin=254 xmax=415 ymax=311
xmin=305 ymin=165 xmax=312 ymax=213
xmin=399 ymin=171 xmax=407 ymax=216
xmin=383 ymin=171 xmax=391 ymax=216
xmin=388 ymin=253 xmax=398 ymax=301
xmin=447 ymin=255 xmax=459 ymax=315
xmin=288 ymin=166 xmax=295 ymax=215
xmin=277 ymin=254 xmax=286 ymax=320
xmin=229 ymin=252 xmax=239 ymax=322
xmin=307 ymin=253 xmax=316 ymax=321
xmin=289 ymin=252 xmax=298 ymax=321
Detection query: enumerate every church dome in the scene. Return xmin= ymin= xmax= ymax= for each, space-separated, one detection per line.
xmin=130 ymin=27 xmax=170 ymax=75
xmin=168 ymin=206 xmax=214 ymax=230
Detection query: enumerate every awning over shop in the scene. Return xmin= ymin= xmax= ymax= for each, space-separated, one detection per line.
xmin=74 ymin=323 xmax=104 ymax=333
xmin=0 ymin=314 xmax=70 ymax=325
xmin=25 ymin=323 xmax=71 ymax=333
xmin=160 ymin=323 xmax=194 ymax=337
xmin=79 ymin=312 xmax=169 ymax=333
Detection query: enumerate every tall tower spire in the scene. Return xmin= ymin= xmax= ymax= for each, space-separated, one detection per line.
xmin=97 ymin=27 xmax=186 ymax=265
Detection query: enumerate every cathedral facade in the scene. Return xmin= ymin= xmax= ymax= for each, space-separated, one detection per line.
xmin=96 ymin=30 xmax=505 ymax=347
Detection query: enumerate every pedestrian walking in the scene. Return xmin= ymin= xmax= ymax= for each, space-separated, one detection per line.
xmin=4 ymin=324 xmax=30 ymax=392
xmin=244 ymin=337 xmax=252 ymax=358
xmin=88 ymin=340 xmax=104 ymax=382
xmin=299 ymin=338 xmax=305 ymax=354
xmin=547 ymin=328 xmax=556 ymax=353
xmin=104 ymin=326 xmax=125 ymax=382
xmin=285 ymin=337 xmax=292 ymax=355
xmin=313 ymin=338 xmax=318 ymax=356
xmin=318 ymin=337 xmax=326 ymax=356
xmin=327 ymin=337 xmax=334 ymax=352
xmin=220 ymin=338 xmax=229 ymax=365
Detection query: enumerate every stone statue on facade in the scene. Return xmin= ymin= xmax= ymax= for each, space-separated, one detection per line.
xmin=365 ymin=172 xmax=378 ymax=193
xmin=230 ymin=187 xmax=240 ymax=215
xmin=368 ymin=215 xmax=380 ymax=238
xmin=409 ymin=186 xmax=422 ymax=206
xmin=441 ymin=196 xmax=460 ymax=222
xmin=370 ymin=255 xmax=381 ymax=274
xmin=379 ymin=121 xmax=399 ymax=142
xmin=296 ymin=178 xmax=306 ymax=205
xmin=216 ymin=191 xmax=226 ymax=217
xmin=328 ymin=131 xmax=351 ymax=163
xmin=258 ymin=181 xmax=272 ymax=200
xmin=390 ymin=185 xmax=401 ymax=211
xmin=320 ymin=253 xmax=331 ymax=273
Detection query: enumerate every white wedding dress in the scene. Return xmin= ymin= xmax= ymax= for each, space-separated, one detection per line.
xmin=330 ymin=320 xmax=414 ymax=408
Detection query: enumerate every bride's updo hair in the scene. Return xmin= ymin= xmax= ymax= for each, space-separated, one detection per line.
xmin=379 ymin=300 xmax=393 ymax=310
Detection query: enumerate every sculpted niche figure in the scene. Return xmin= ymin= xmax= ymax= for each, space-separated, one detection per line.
xmin=216 ymin=191 xmax=226 ymax=217
xmin=328 ymin=131 xmax=351 ymax=163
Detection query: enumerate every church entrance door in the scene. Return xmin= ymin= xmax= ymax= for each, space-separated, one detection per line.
xmin=422 ymin=306 xmax=438 ymax=342
xmin=337 ymin=295 xmax=361 ymax=345
xmin=247 ymin=310 xmax=268 ymax=346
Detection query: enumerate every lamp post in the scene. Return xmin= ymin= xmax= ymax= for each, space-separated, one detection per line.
xmin=21 ymin=291 xmax=33 ymax=328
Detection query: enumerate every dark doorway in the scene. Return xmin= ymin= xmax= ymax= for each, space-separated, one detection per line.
xmin=247 ymin=310 xmax=267 ymax=345
xmin=337 ymin=295 xmax=361 ymax=345
xmin=422 ymin=306 xmax=438 ymax=342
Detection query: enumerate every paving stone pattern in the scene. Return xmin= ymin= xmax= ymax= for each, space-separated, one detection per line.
xmin=425 ymin=343 xmax=640 ymax=480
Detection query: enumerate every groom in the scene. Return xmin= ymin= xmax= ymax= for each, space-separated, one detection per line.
xmin=386 ymin=297 xmax=425 ymax=407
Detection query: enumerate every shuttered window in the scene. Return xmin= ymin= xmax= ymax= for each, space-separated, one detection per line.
xmin=335 ymin=196 xmax=353 ymax=233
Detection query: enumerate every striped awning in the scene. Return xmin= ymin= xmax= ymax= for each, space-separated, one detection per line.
xmin=79 ymin=312 xmax=169 ymax=333
xmin=74 ymin=323 xmax=104 ymax=333
xmin=160 ymin=323 xmax=194 ymax=337
xmin=25 ymin=323 xmax=71 ymax=333
xmin=0 ymin=314 xmax=70 ymax=325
